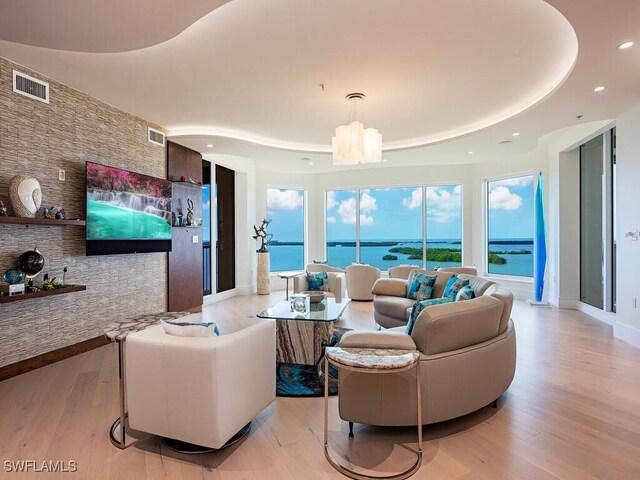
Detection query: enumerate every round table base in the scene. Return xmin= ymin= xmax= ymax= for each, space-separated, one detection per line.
xmin=161 ymin=422 xmax=252 ymax=454
xmin=324 ymin=445 xmax=422 ymax=480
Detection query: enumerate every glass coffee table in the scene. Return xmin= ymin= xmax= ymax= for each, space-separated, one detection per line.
xmin=257 ymin=297 xmax=349 ymax=365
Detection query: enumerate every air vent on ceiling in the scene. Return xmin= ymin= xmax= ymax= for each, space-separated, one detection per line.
xmin=148 ymin=128 xmax=165 ymax=146
xmin=13 ymin=70 xmax=49 ymax=104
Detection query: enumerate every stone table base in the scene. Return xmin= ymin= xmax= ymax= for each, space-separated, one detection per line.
xmin=276 ymin=319 xmax=334 ymax=365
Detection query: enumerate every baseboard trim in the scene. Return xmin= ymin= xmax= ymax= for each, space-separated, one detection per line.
xmin=0 ymin=335 xmax=110 ymax=382
xmin=556 ymin=297 xmax=578 ymax=309
xmin=577 ymin=302 xmax=616 ymax=325
xmin=614 ymin=322 xmax=640 ymax=349
xmin=204 ymin=288 xmax=239 ymax=305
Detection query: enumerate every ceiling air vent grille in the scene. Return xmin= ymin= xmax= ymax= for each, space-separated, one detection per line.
xmin=148 ymin=128 xmax=165 ymax=146
xmin=13 ymin=70 xmax=49 ymax=104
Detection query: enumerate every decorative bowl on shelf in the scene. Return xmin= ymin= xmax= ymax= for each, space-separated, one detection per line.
xmin=301 ymin=291 xmax=327 ymax=303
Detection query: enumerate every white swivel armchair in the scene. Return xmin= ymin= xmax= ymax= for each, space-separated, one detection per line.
xmin=345 ymin=264 xmax=381 ymax=301
xmin=125 ymin=315 xmax=276 ymax=450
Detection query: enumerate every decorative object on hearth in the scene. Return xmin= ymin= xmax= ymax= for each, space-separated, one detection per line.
xmin=301 ymin=290 xmax=327 ymax=303
xmin=0 ymin=199 xmax=8 ymax=216
xmin=54 ymin=207 xmax=66 ymax=220
xmin=186 ymin=199 xmax=194 ymax=226
xmin=62 ymin=266 xmax=68 ymax=285
xmin=290 ymin=293 xmax=310 ymax=315
xmin=332 ymin=93 xmax=382 ymax=166
xmin=175 ymin=211 xmax=183 ymax=226
xmin=42 ymin=274 xmax=64 ymax=290
xmin=253 ymin=218 xmax=272 ymax=253
xmin=43 ymin=206 xmax=56 ymax=219
xmin=3 ymin=267 xmax=25 ymax=285
xmin=8 ymin=175 xmax=42 ymax=218
xmin=17 ymin=247 xmax=45 ymax=280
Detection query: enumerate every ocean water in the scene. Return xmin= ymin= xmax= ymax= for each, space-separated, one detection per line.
xmin=269 ymin=238 xmax=534 ymax=277
xmin=86 ymin=199 xmax=172 ymax=240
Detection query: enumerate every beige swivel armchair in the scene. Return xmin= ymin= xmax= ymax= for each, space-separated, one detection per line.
xmin=293 ymin=263 xmax=346 ymax=301
xmin=345 ymin=264 xmax=382 ymax=301
xmin=125 ymin=316 xmax=276 ymax=449
xmin=337 ymin=287 xmax=516 ymax=426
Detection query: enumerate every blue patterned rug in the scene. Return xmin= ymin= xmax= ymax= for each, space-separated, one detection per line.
xmin=276 ymin=327 xmax=350 ymax=397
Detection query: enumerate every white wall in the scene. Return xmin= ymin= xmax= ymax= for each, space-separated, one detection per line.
xmin=203 ymin=154 xmax=258 ymax=297
xmin=614 ymin=104 xmax=640 ymax=347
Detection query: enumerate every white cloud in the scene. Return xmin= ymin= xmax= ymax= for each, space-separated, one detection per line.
xmin=327 ymin=216 xmax=336 ymax=223
xmin=326 ymin=191 xmax=337 ymax=210
xmin=336 ymin=196 xmax=376 ymax=225
xmin=425 ymin=186 xmax=461 ymax=223
xmin=360 ymin=214 xmax=374 ymax=225
xmin=337 ymin=198 xmax=357 ymax=224
xmin=267 ymin=189 xmax=304 ymax=211
xmin=488 ymin=185 xmax=522 ymax=211
xmin=492 ymin=176 xmax=533 ymax=188
xmin=360 ymin=192 xmax=377 ymax=213
xmin=402 ymin=188 xmax=422 ymax=209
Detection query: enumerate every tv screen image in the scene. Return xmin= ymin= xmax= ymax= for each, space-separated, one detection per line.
xmin=86 ymin=162 xmax=172 ymax=255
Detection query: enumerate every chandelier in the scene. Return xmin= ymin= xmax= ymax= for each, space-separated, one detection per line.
xmin=332 ymin=93 xmax=382 ymax=166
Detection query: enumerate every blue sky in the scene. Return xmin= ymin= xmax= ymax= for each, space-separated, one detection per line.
xmin=487 ymin=175 xmax=534 ymax=239
xmin=266 ymin=188 xmax=305 ymax=242
xmin=326 ymin=186 xmax=462 ymax=240
xmin=265 ymin=179 xmax=533 ymax=243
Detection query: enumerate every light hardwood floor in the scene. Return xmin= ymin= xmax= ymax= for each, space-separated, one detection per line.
xmin=1 ymin=293 xmax=640 ymax=479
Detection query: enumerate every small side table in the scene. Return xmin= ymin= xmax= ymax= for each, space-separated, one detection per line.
xmin=104 ymin=312 xmax=189 ymax=449
xmin=323 ymin=347 xmax=423 ymax=480
xmin=279 ymin=271 xmax=303 ymax=300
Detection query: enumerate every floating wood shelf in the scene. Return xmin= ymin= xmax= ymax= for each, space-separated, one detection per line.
xmin=0 ymin=217 xmax=86 ymax=227
xmin=171 ymin=181 xmax=203 ymax=188
xmin=0 ymin=285 xmax=87 ymax=304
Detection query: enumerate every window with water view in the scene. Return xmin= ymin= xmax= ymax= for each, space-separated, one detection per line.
xmin=325 ymin=185 xmax=462 ymax=270
xmin=267 ymin=188 xmax=305 ymax=272
xmin=486 ymin=175 xmax=534 ymax=277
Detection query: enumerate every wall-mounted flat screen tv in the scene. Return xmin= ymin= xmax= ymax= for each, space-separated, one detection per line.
xmin=86 ymin=162 xmax=172 ymax=255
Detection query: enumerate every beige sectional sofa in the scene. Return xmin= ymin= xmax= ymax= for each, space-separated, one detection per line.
xmin=372 ymin=270 xmax=495 ymax=328
xmin=338 ymin=274 xmax=516 ymax=426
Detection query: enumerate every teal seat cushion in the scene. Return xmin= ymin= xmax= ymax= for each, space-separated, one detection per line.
xmin=406 ymin=272 xmax=437 ymax=301
xmin=442 ymin=275 xmax=470 ymax=300
xmin=306 ymin=270 xmax=329 ymax=291
xmin=406 ymin=297 xmax=454 ymax=334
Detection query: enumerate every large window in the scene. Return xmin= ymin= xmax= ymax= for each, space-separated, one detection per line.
xmin=267 ymin=188 xmax=305 ymax=271
xmin=486 ymin=175 xmax=534 ymax=277
xmin=359 ymin=188 xmax=423 ymax=270
xmin=426 ymin=185 xmax=462 ymax=269
xmin=325 ymin=185 xmax=462 ymax=270
xmin=326 ymin=190 xmax=357 ymax=268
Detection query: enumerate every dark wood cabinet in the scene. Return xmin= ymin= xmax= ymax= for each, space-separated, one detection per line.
xmin=216 ymin=164 xmax=235 ymax=293
xmin=167 ymin=141 xmax=203 ymax=313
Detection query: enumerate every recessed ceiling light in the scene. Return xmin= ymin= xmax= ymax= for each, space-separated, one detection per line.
xmin=618 ymin=41 xmax=634 ymax=50
xmin=382 ymin=159 xmax=388 ymax=162
xmin=206 ymin=144 xmax=213 ymax=148
xmin=468 ymin=151 xmax=474 ymax=155
xmin=594 ymin=86 xmax=606 ymax=92
xmin=512 ymin=132 xmax=520 ymax=136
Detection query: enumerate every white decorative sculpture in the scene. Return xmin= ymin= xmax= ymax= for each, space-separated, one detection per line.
xmin=8 ymin=175 xmax=42 ymax=218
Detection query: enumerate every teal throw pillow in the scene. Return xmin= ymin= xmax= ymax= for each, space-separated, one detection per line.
xmin=306 ymin=270 xmax=329 ymax=291
xmin=442 ymin=275 xmax=470 ymax=300
xmin=406 ymin=297 xmax=454 ymax=334
xmin=406 ymin=273 xmax=437 ymax=301
xmin=455 ymin=285 xmax=475 ymax=302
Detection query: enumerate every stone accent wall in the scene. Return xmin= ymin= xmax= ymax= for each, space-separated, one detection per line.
xmin=0 ymin=57 xmax=168 ymax=367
